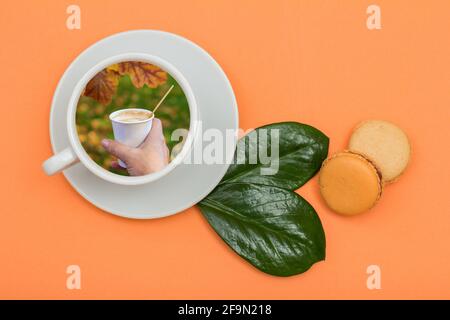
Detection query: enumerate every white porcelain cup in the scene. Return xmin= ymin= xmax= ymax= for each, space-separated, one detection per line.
xmin=109 ymin=108 xmax=154 ymax=168
xmin=42 ymin=53 xmax=198 ymax=186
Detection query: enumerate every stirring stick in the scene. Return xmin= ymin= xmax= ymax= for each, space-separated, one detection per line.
xmin=152 ymin=85 xmax=174 ymax=114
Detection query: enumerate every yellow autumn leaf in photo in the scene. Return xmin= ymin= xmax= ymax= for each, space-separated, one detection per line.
xmin=87 ymin=131 xmax=100 ymax=146
xmin=78 ymin=134 xmax=87 ymax=143
xmin=106 ymin=63 xmax=120 ymax=73
xmin=118 ymin=61 xmax=168 ymax=88
xmin=84 ymin=69 xmax=120 ymax=105
xmin=91 ymin=119 xmax=101 ymax=130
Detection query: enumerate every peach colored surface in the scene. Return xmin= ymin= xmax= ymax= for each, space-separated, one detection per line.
xmin=0 ymin=0 xmax=449 ymax=299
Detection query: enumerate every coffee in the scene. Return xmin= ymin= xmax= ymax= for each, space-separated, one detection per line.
xmin=113 ymin=110 xmax=152 ymax=123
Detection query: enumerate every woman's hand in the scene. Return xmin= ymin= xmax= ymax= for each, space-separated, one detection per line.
xmin=101 ymin=118 xmax=169 ymax=176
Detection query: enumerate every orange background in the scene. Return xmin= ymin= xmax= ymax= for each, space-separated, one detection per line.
xmin=0 ymin=0 xmax=449 ymax=299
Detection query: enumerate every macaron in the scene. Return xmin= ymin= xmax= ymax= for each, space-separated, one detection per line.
xmin=319 ymin=151 xmax=382 ymax=216
xmin=348 ymin=120 xmax=411 ymax=183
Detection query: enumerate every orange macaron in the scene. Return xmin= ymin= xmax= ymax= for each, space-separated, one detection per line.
xmin=319 ymin=151 xmax=383 ymax=216
xmin=348 ymin=120 xmax=411 ymax=183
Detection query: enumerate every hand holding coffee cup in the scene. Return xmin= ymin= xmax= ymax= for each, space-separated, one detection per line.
xmin=104 ymin=85 xmax=174 ymax=175
xmin=108 ymin=108 xmax=154 ymax=168
xmin=102 ymin=114 xmax=169 ymax=176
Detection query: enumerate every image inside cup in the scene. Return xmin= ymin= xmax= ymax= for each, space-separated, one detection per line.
xmin=75 ymin=58 xmax=191 ymax=178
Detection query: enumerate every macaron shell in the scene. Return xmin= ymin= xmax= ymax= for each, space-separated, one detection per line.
xmin=348 ymin=120 xmax=411 ymax=183
xmin=319 ymin=152 xmax=382 ymax=216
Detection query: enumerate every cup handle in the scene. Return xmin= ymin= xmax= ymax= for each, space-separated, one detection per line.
xmin=42 ymin=147 xmax=79 ymax=175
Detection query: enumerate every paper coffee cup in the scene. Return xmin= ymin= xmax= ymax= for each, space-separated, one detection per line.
xmin=109 ymin=108 xmax=154 ymax=168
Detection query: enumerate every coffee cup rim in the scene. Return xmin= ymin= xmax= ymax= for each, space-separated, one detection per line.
xmin=66 ymin=52 xmax=199 ymax=186
xmin=109 ymin=108 xmax=155 ymax=125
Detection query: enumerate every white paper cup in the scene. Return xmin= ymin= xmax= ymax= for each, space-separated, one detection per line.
xmin=109 ymin=108 xmax=154 ymax=168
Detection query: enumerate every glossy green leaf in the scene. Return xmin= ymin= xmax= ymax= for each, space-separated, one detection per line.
xmin=199 ymin=183 xmax=326 ymax=276
xmin=221 ymin=122 xmax=329 ymax=190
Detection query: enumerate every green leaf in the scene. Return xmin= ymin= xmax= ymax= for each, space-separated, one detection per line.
xmin=221 ymin=122 xmax=329 ymax=190
xmin=199 ymin=121 xmax=329 ymax=276
xmin=199 ymin=183 xmax=326 ymax=277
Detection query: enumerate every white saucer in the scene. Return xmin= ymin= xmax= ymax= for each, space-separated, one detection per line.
xmin=49 ymin=30 xmax=238 ymax=219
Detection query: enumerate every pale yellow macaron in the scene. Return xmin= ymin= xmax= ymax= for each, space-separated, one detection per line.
xmin=348 ymin=120 xmax=411 ymax=183
xmin=319 ymin=151 xmax=382 ymax=216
